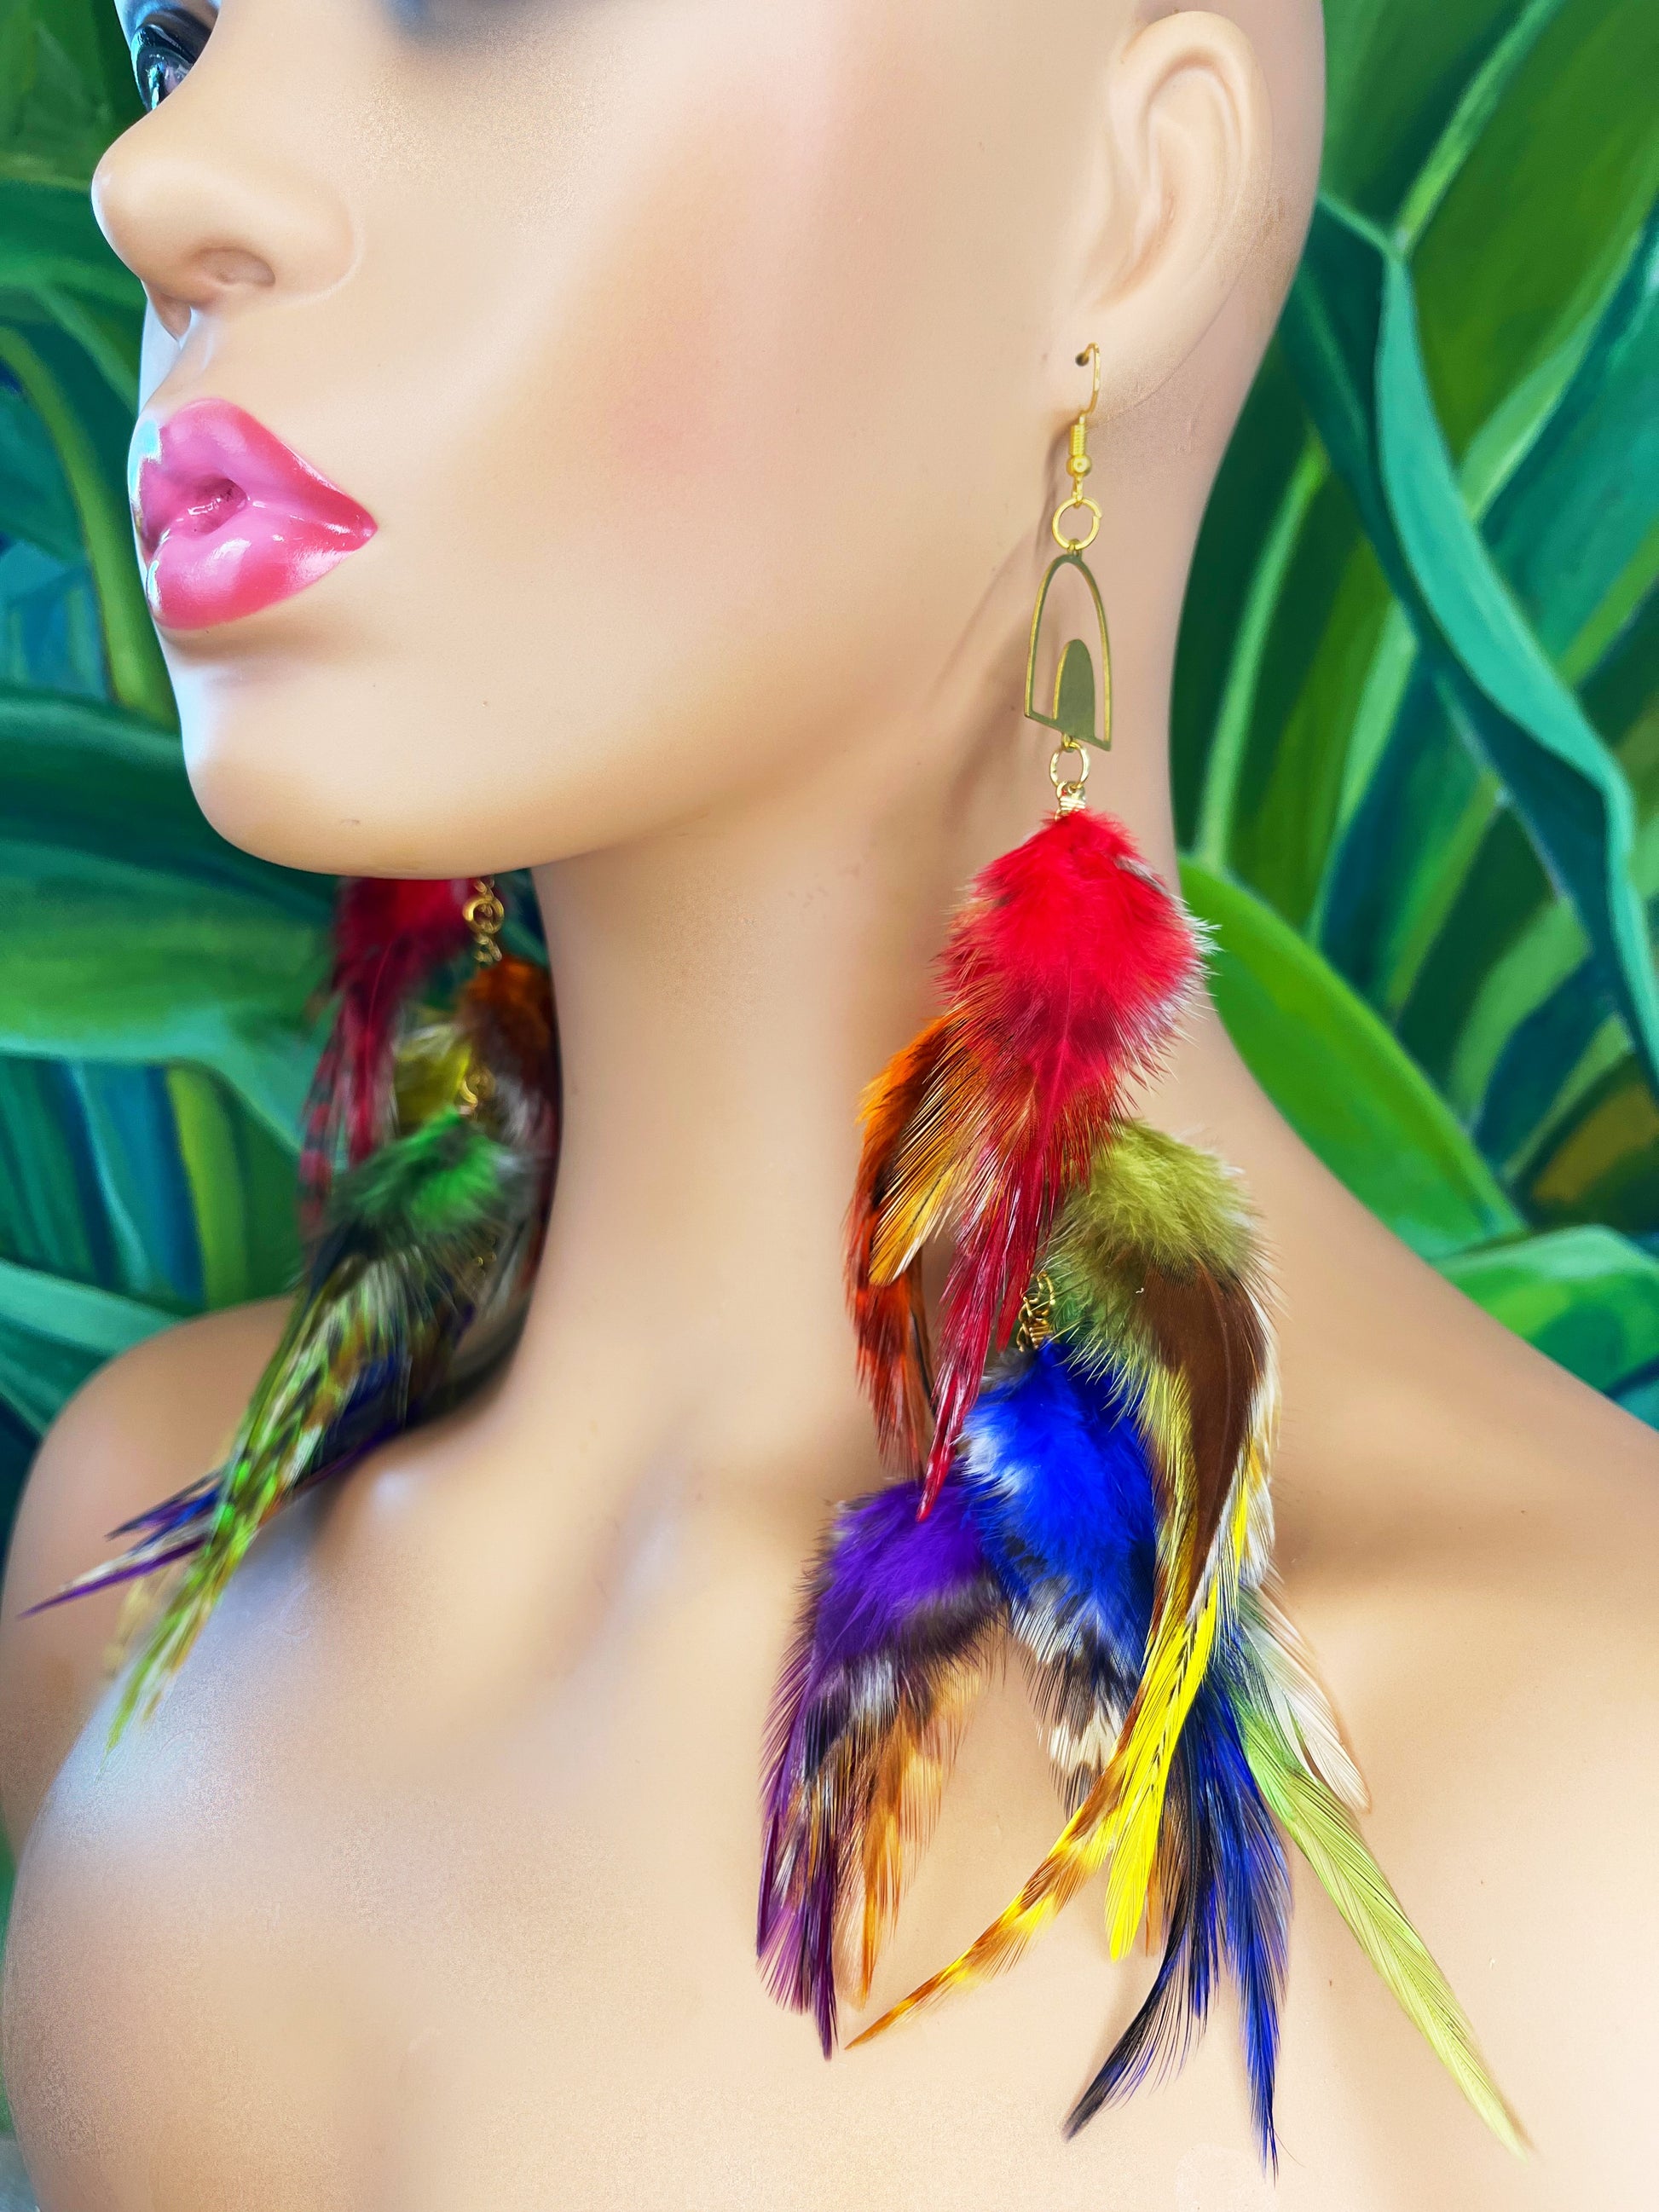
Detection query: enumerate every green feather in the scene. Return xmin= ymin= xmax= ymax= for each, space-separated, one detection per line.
xmin=1039 ymin=1125 xmax=1519 ymax=2153
xmin=1043 ymin=1119 xmax=1257 ymax=1382
xmin=345 ymin=1108 xmax=512 ymax=1231
xmin=107 ymin=1112 xmax=533 ymax=1742
xmin=1057 ymin=1119 xmax=1254 ymax=1280
xmin=1240 ymin=1697 xmax=1528 ymax=2156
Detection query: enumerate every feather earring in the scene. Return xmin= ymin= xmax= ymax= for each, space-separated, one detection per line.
xmin=849 ymin=361 xmax=1200 ymax=1510
xmin=760 ymin=352 xmax=1523 ymax=2163
xmin=38 ymin=875 xmax=558 ymax=1736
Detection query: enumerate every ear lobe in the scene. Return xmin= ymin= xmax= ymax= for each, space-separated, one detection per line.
xmin=1078 ymin=10 xmax=1274 ymax=419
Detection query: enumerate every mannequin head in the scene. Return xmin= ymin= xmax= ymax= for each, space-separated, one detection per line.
xmin=96 ymin=0 xmax=1322 ymax=878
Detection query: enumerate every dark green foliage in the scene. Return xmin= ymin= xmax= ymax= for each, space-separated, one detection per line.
xmin=1179 ymin=0 xmax=1659 ymax=1411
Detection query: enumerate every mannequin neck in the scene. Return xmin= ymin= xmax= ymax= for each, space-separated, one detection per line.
xmin=484 ymin=501 xmax=1490 ymax=1605
xmin=512 ymin=511 xmax=1181 ymax=1447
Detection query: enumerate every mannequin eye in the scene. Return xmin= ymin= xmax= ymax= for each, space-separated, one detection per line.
xmin=129 ymin=3 xmax=212 ymax=110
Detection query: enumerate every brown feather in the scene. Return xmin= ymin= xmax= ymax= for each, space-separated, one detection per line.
xmin=1135 ymin=1262 xmax=1268 ymax=1603
xmin=848 ymin=1018 xmax=951 ymax=1469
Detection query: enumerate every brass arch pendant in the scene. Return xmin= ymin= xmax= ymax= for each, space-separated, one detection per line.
xmin=1024 ymin=547 xmax=1112 ymax=755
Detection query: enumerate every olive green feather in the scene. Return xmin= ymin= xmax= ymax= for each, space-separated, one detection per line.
xmin=1239 ymin=1689 xmax=1527 ymax=2155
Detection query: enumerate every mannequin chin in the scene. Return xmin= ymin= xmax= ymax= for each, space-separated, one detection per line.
xmin=96 ymin=0 xmax=1294 ymax=878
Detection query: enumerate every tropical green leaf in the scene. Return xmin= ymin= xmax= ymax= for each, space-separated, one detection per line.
xmin=0 ymin=690 xmax=331 ymax=1138
xmin=0 ymin=174 xmax=140 ymax=314
xmin=1315 ymin=209 xmax=1659 ymax=1014
xmin=1369 ymin=209 xmax=1659 ymax=1128
xmin=1173 ymin=342 xmax=1317 ymax=847
xmin=1226 ymin=0 xmax=1659 ymax=1141
xmin=0 ymin=1251 xmax=171 ymax=1432
xmin=166 ymin=1066 xmax=302 ymax=1308
xmin=1182 ymin=858 xmax=1522 ymax=1260
xmin=1442 ymin=1224 xmax=1659 ymax=1397
xmin=1321 ymin=0 xmax=1529 ymax=231
xmin=0 ymin=315 xmax=164 ymax=719
xmin=1192 ymin=443 xmax=1361 ymax=919
xmin=0 ymin=1056 xmax=102 ymax=1285
xmin=0 ymin=0 xmax=139 ymax=191
xmin=0 ymin=850 xmax=325 ymax=1141
xmin=61 ymin=1060 xmax=202 ymax=1307
xmin=1522 ymin=1052 xmax=1659 ymax=1227
xmin=0 ymin=543 xmax=107 ymax=695
xmin=1389 ymin=0 xmax=1572 ymax=254
xmin=0 ymin=381 xmax=78 ymax=557
xmin=1319 ymin=673 xmax=1498 ymax=1019
xmin=1484 ymin=203 xmax=1659 ymax=667
xmin=1452 ymin=816 xmax=1659 ymax=1190
xmin=1280 ymin=193 xmax=1659 ymax=1101
xmin=1408 ymin=0 xmax=1659 ymax=463
xmin=0 ymin=687 xmax=328 ymax=911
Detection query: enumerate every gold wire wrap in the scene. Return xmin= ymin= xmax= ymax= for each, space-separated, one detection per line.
xmin=463 ymin=879 xmax=506 ymax=967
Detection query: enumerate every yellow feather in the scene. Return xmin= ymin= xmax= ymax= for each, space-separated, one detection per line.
xmin=1100 ymin=1359 xmax=1268 ymax=1954
xmin=1102 ymin=1585 xmax=1221 ymax=1956
xmin=848 ymin=1756 xmax=1125 ymax=2046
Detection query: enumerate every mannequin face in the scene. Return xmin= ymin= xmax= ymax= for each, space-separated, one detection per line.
xmin=99 ymin=0 xmax=1298 ymax=876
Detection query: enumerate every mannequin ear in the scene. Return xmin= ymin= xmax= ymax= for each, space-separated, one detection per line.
xmin=1067 ymin=10 xmax=1274 ymax=419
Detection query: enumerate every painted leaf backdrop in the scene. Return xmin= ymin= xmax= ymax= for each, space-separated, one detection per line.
xmin=0 ymin=0 xmax=1656 ymax=1574
xmin=1177 ymin=0 xmax=1659 ymax=1424
xmin=0 ymin=0 xmax=331 ymax=1547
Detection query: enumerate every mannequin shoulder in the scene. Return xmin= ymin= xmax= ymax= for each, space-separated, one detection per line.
xmin=0 ymin=1302 xmax=286 ymax=1845
xmin=1320 ymin=1372 xmax=1659 ymax=1831
xmin=1290 ymin=1383 xmax=1659 ymax=2186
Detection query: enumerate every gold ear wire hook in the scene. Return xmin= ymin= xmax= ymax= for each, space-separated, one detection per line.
xmin=1054 ymin=342 xmax=1103 ymax=553
xmin=1076 ymin=341 xmax=1101 ymax=419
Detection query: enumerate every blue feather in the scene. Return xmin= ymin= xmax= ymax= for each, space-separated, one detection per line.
xmin=1064 ymin=1673 xmax=1289 ymax=2163
xmin=962 ymin=1342 xmax=1155 ymax=1655
xmin=963 ymin=1345 xmax=1289 ymax=2162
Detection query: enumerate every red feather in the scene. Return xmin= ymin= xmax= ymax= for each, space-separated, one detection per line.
xmin=848 ymin=810 xmax=1202 ymax=1510
xmin=298 ymin=877 xmax=474 ymax=1222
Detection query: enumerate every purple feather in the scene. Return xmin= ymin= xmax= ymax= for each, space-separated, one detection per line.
xmin=21 ymin=1476 xmax=222 ymax=1615
xmin=758 ymin=1478 xmax=1005 ymax=2053
xmin=107 ymin=1472 xmax=219 ymax=1541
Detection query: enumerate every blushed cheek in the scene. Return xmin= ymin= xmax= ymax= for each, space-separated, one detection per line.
xmin=364 ymin=0 xmax=1039 ymax=622
xmin=554 ymin=11 xmax=943 ymax=544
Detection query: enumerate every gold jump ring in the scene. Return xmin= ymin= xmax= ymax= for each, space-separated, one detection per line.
xmin=1049 ymin=739 xmax=1090 ymax=815
xmin=463 ymin=880 xmax=506 ymax=965
xmin=1051 ymin=496 xmax=1101 ymax=553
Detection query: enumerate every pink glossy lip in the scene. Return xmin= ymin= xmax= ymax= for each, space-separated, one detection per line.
xmin=130 ymin=399 xmax=377 ymax=632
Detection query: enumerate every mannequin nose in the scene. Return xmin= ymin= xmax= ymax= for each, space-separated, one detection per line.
xmin=92 ymin=112 xmax=354 ymax=336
